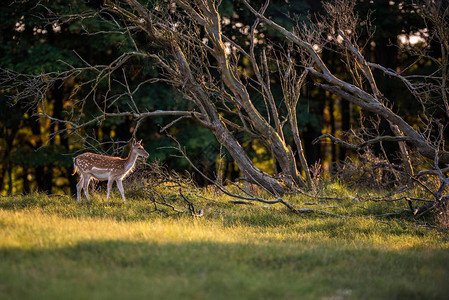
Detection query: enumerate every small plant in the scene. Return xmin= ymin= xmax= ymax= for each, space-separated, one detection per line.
xmin=309 ymin=160 xmax=324 ymax=197
xmin=437 ymin=202 xmax=449 ymax=232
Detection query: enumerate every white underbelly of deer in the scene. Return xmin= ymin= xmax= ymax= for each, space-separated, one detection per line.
xmin=90 ymin=167 xmax=111 ymax=180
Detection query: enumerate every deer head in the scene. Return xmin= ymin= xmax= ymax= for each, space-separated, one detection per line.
xmin=132 ymin=139 xmax=149 ymax=158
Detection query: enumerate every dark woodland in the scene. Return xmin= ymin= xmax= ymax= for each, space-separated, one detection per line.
xmin=1 ymin=0 xmax=448 ymax=205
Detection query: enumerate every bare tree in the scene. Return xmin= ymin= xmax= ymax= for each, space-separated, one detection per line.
xmin=2 ymin=0 xmax=316 ymax=194
xmin=244 ymin=0 xmax=449 ymax=210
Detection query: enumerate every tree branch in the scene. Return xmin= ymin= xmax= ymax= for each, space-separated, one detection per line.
xmin=313 ymin=133 xmax=412 ymax=150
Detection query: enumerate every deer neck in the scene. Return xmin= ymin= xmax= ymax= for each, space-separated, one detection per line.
xmin=122 ymin=149 xmax=139 ymax=173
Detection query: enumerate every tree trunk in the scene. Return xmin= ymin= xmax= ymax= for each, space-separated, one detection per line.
xmin=288 ymin=106 xmax=312 ymax=189
xmin=170 ymin=43 xmax=289 ymax=194
xmin=204 ymin=20 xmax=302 ymax=185
xmin=212 ymin=119 xmax=289 ymax=194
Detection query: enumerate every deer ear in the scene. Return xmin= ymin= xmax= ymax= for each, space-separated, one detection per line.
xmin=138 ymin=139 xmax=143 ymax=144
xmin=132 ymin=138 xmax=136 ymax=145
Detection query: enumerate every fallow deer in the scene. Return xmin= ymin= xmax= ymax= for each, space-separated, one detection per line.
xmin=73 ymin=139 xmax=149 ymax=202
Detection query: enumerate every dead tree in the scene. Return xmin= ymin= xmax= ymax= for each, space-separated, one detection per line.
xmin=244 ymin=0 xmax=449 ymax=210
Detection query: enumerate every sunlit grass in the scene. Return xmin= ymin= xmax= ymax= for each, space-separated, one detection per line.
xmin=0 ymin=191 xmax=448 ymax=300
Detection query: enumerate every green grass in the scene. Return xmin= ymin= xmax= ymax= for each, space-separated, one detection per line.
xmin=0 ymin=191 xmax=448 ymax=300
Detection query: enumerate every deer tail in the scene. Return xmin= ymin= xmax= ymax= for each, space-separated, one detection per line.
xmin=72 ymin=158 xmax=77 ymax=176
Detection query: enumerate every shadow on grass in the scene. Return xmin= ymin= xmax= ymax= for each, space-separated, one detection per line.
xmin=0 ymin=239 xmax=448 ymax=300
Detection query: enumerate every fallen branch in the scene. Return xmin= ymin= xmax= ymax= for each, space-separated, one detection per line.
xmin=140 ymin=161 xmax=203 ymax=217
xmin=179 ymin=188 xmax=204 ymax=217
xmin=168 ymin=134 xmax=348 ymax=217
xmin=365 ymin=196 xmax=433 ymax=203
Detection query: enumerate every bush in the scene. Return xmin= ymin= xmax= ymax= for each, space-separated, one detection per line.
xmin=437 ymin=203 xmax=449 ymax=232
xmin=336 ymin=149 xmax=400 ymax=190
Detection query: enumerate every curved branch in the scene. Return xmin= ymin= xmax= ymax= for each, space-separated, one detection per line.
xmin=36 ymin=109 xmax=202 ymax=131
xmin=313 ymin=133 xmax=412 ymax=150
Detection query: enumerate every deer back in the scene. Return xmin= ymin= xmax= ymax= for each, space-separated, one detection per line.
xmin=75 ymin=153 xmax=127 ymax=172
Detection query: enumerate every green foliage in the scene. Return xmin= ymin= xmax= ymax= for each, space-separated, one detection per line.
xmin=11 ymin=145 xmax=73 ymax=169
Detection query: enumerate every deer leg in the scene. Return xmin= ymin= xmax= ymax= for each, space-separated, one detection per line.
xmin=106 ymin=178 xmax=114 ymax=200
xmin=83 ymin=174 xmax=92 ymax=201
xmin=76 ymin=176 xmax=84 ymax=203
xmin=116 ymin=180 xmax=126 ymax=203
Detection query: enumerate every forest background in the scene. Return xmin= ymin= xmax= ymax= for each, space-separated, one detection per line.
xmin=0 ymin=0 xmax=445 ymax=196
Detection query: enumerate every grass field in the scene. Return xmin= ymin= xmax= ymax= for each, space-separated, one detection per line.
xmin=1 ymin=189 xmax=448 ymax=300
